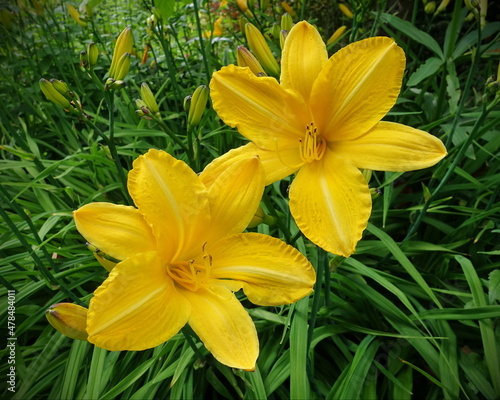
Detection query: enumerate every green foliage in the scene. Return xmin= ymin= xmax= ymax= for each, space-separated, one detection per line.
xmin=1 ymin=0 xmax=499 ymax=399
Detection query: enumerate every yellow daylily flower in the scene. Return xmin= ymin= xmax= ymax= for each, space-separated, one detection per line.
xmin=208 ymin=21 xmax=447 ymax=257
xmin=73 ymin=149 xmax=315 ymax=370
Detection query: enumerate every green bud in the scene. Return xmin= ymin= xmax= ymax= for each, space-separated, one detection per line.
xmin=245 ymin=23 xmax=280 ymax=78
xmin=113 ymin=52 xmax=131 ymax=81
xmin=424 ymin=1 xmax=436 ymax=14
xmin=183 ymin=95 xmax=192 ymax=113
xmin=39 ymin=78 xmax=72 ymax=109
xmin=281 ymin=13 xmax=293 ymax=32
xmin=236 ymin=45 xmax=266 ymax=76
xmin=279 ymin=29 xmax=288 ymax=50
xmin=87 ymin=42 xmax=98 ymax=68
xmin=108 ymin=27 xmax=133 ymax=80
xmin=187 ymin=85 xmax=209 ymax=131
xmin=50 ymin=78 xmax=72 ymax=98
xmin=79 ymin=50 xmax=89 ymax=69
xmin=259 ymin=0 xmax=269 ymax=10
xmin=45 ymin=303 xmax=88 ymax=341
xmin=140 ymin=83 xmax=160 ymax=114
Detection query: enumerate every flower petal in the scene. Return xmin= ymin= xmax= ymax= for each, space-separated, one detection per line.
xmin=180 ymin=284 xmax=258 ymax=370
xmin=201 ymin=143 xmax=302 ymax=187
xmin=73 ymin=203 xmax=156 ymax=261
xmin=280 ymin=21 xmax=328 ymax=102
xmin=332 ymin=121 xmax=447 ymax=171
xmin=202 ymin=157 xmax=265 ymax=242
xmin=289 ymin=150 xmax=372 ymax=257
xmin=87 ymin=251 xmax=191 ymax=351
xmin=210 ymin=64 xmax=311 ymax=149
xmin=128 ymin=149 xmax=210 ymax=261
xmin=310 ymin=36 xmax=405 ymax=142
xmin=209 ymin=233 xmax=315 ymax=306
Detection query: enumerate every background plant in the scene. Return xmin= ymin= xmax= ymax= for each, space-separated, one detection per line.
xmin=1 ymin=0 xmax=499 ymax=399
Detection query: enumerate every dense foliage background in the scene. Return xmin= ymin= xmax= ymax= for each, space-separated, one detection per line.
xmin=1 ymin=0 xmax=499 ymax=398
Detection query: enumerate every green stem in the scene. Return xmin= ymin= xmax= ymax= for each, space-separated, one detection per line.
xmin=104 ymin=90 xmax=132 ymax=205
xmin=403 ymin=100 xmax=494 ymax=243
xmin=192 ymin=0 xmax=212 ymax=84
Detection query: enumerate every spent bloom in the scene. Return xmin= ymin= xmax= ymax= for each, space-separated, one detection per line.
xmin=207 ymin=21 xmax=447 ymax=257
xmin=72 ymin=149 xmax=315 ymax=370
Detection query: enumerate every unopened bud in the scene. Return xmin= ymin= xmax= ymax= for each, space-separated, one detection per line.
xmin=281 ymin=13 xmax=293 ymax=32
xmin=434 ymin=0 xmax=450 ymax=14
xmin=114 ymin=52 xmax=132 ymax=81
xmin=108 ymin=27 xmax=133 ymax=80
xmin=39 ymin=78 xmax=72 ymax=109
xmin=237 ymin=46 xmax=266 ymax=76
xmin=425 ymin=1 xmax=436 ymax=14
xmin=87 ymin=42 xmax=98 ymax=68
xmin=45 ymin=303 xmax=88 ymax=341
xmin=245 ymin=23 xmax=280 ymax=77
xmin=187 ymin=85 xmax=209 ymax=131
xmin=247 ymin=206 xmax=277 ymax=228
xmin=338 ymin=3 xmax=354 ymax=19
xmin=67 ymin=4 xmax=87 ymax=27
xmin=259 ymin=0 xmax=269 ymax=10
xmin=279 ymin=29 xmax=288 ymax=49
xmin=140 ymin=83 xmax=160 ymax=115
xmin=281 ymin=2 xmax=295 ymax=16
xmin=80 ymin=50 xmax=89 ymax=69
xmin=326 ymin=25 xmax=347 ymax=45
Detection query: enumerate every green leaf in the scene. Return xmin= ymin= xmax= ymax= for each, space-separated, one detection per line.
xmin=155 ymin=0 xmax=176 ymax=20
xmin=379 ymin=13 xmax=444 ymax=59
xmin=407 ymin=57 xmax=444 ymax=87
xmin=488 ymin=270 xmax=500 ymax=304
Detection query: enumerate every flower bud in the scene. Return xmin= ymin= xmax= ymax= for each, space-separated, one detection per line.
xmin=281 ymin=2 xmax=295 ymax=16
xmin=67 ymin=4 xmax=87 ymax=27
xmin=434 ymin=0 xmax=449 ymax=14
xmin=326 ymin=25 xmax=347 ymax=45
xmin=39 ymin=78 xmax=72 ymax=109
xmin=245 ymin=23 xmax=280 ymax=78
xmin=45 ymin=303 xmax=88 ymax=341
xmin=237 ymin=46 xmax=266 ymax=76
xmin=281 ymin=13 xmax=293 ymax=32
xmin=108 ymin=27 xmax=133 ymax=80
xmin=114 ymin=52 xmax=132 ymax=81
xmin=259 ymin=0 xmax=269 ymax=10
xmin=236 ymin=0 xmax=249 ymax=12
xmin=338 ymin=3 xmax=353 ymax=19
xmin=187 ymin=85 xmax=209 ymax=131
xmin=50 ymin=78 xmax=72 ymax=98
xmin=279 ymin=29 xmax=288 ymax=49
xmin=425 ymin=1 xmax=436 ymax=14
xmin=140 ymin=83 xmax=160 ymax=115
xmin=80 ymin=50 xmax=89 ymax=69
xmin=247 ymin=206 xmax=277 ymax=228
xmin=87 ymin=42 xmax=98 ymax=68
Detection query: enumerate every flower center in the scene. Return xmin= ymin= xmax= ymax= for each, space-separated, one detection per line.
xmin=299 ymin=122 xmax=326 ymax=163
xmin=166 ymin=253 xmax=212 ymax=292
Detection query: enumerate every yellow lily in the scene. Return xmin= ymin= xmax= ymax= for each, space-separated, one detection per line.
xmin=73 ymin=149 xmax=315 ymax=370
xmin=207 ymin=21 xmax=447 ymax=257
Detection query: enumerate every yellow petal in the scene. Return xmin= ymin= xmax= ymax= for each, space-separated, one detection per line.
xmin=74 ymin=203 xmax=156 ymax=261
xmin=210 ymin=65 xmax=311 ymax=150
xmin=280 ymin=21 xmax=328 ymax=102
xmin=332 ymin=121 xmax=447 ymax=171
xmin=310 ymin=37 xmax=405 ymax=142
xmin=128 ymin=149 xmax=210 ymax=261
xmin=202 ymin=157 xmax=265 ymax=243
xmin=289 ymin=150 xmax=372 ymax=257
xmin=201 ymin=143 xmax=302 ymax=187
xmin=209 ymin=233 xmax=316 ymax=305
xmin=87 ymin=251 xmax=191 ymax=351
xmin=180 ymin=284 xmax=258 ymax=370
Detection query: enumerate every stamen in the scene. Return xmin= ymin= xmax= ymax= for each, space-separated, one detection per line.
xmin=273 ymin=138 xmax=305 ymax=170
xmin=299 ymin=122 xmax=326 ymax=163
